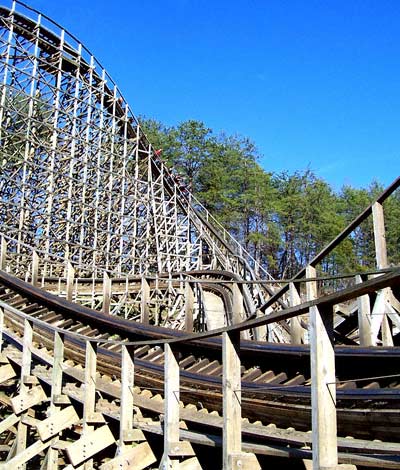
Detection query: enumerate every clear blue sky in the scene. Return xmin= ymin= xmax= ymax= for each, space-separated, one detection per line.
xmin=25 ymin=0 xmax=399 ymax=190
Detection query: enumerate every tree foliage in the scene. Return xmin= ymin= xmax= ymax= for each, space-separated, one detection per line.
xmin=140 ymin=116 xmax=399 ymax=278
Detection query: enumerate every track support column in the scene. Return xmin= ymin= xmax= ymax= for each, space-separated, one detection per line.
xmin=307 ymin=265 xmax=338 ymax=470
xmin=223 ymin=330 xmax=260 ymax=470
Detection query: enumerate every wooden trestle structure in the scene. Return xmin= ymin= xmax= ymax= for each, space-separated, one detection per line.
xmin=0 ymin=1 xmax=399 ymax=469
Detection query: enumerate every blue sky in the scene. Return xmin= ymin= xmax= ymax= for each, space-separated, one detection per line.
xmin=24 ymin=0 xmax=399 ymax=190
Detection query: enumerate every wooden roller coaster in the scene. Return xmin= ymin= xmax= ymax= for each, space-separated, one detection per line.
xmin=0 ymin=1 xmax=399 ymax=469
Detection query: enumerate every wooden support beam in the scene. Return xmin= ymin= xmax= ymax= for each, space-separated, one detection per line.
xmin=46 ymin=331 xmax=66 ymax=470
xmin=0 ymin=306 xmax=4 ymax=353
xmin=102 ymin=271 xmax=111 ymax=314
xmin=160 ymin=343 xmax=184 ymax=468
xmin=50 ymin=331 xmax=64 ymax=408
xmin=66 ymin=425 xmax=115 ymax=467
xmin=83 ymin=340 xmax=97 ymax=432
xmin=355 ymin=275 xmax=372 ymax=346
xmin=140 ymin=277 xmax=150 ymax=324
xmin=66 ymin=262 xmax=74 ymax=302
xmin=31 ymin=251 xmax=39 ymax=287
xmin=37 ymin=406 xmax=79 ymax=441
xmin=289 ymin=282 xmax=303 ymax=344
xmin=0 ymin=236 xmax=7 ymax=271
xmin=119 ymin=344 xmax=135 ymax=453
xmin=184 ymin=282 xmax=194 ymax=332
xmin=372 ymin=202 xmax=388 ymax=270
xmin=372 ymin=202 xmax=393 ymax=346
xmin=306 ymin=265 xmax=338 ymax=470
xmin=223 ymin=330 xmax=241 ymax=470
xmin=99 ymin=442 xmax=156 ymax=470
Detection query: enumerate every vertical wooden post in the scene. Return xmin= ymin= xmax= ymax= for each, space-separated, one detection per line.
xmin=66 ymin=262 xmax=75 ymax=302
xmin=223 ymin=330 xmax=241 ymax=469
xmin=355 ymin=275 xmax=372 ymax=346
xmin=31 ymin=251 xmax=39 ymax=287
xmin=184 ymin=282 xmax=194 ymax=332
xmin=15 ymin=319 xmax=34 ymax=468
xmin=289 ymin=282 xmax=303 ymax=344
xmin=141 ymin=277 xmax=150 ymax=324
xmin=0 ymin=236 xmax=7 ymax=271
xmin=119 ymin=344 xmax=134 ymax=453
xmin=21 ymin=319 xmax=33 ymax=388
xmin=372 ymin=201 xmax=392 ymax=346
xmin=50 ymin=331 xmax=64 ymax=408
xmin=162 ymin=343 xmax=180 ymax=467
xmin=83 ymin=340 xmax=97 ymax=431
xmin=231 ymin=284 xmax=244 ymax=325
xmin=47 ymin=331 xmax=65 ymax=470
xmin=0 ymin=307 xmax=4 ymax=354
xmin=82 ymin=340 xmax=97 ymax=470
xmin=232 ymin=283 xmax=250 ymax=340
xmin=102 ymin=271 xmax=111 ymax=314
xmin=306 ymin=265 xmax=338 ymax=470
xmin=372 ymin=202 xmax=388 ymax=269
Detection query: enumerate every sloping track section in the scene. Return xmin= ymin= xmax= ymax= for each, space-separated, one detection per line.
xmin=0 ymin=0 xmax=276 ymax=336
xmin=0 ymin=2 xmax=400 ymax=469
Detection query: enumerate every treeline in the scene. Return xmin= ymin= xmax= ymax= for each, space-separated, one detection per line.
xmin=140 ymin=117 xmax=400 ymax=278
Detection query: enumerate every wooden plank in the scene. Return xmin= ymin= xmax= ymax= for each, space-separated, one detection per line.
xmin=102 ymin=271 xmax=111 ymax=314
xmin=65 ymin=425 xmax=115 ymax=467
xmin=184 ymin=283 xmax=194 ymax=332
xmin=31 ymin=251 xmax=39 ymax=287
xmin=228 ymin=452 xmax=261 ymax=470
xmin=179 ymin=457 xmax=203 ymax=470
xmin=0 ymin=413 xmax=19 ymax=434
xmin=140 ymin=277 xmax=150 ymax=324
xmin=163 ymin=343 xmax=180 ymax=462
xmin=223 ymin=330 xmax=242 ymax=470
xmin=83 ymin=340 xmax=97 ymax=432
xmin=1 ymin=438 xmax=53 ymax=469
xmin=289 ymin=282 xmax=303 ymax=344
xmin=0 ymin=363 xmax=16 ymax=383
xmin=307 ymin=265 xmax=338 ymax=470
xmin=66 ymin=262 xmax=74 ymax=302
xmin=11 ymin=385 xmax=47 ymax=414
xmin=119 ymin=344 xmax=134 ymax=452
xmin=37 ymin=405 xmax=79 ymax=441
xmin=99 ymin=442 xmax=156 ymax=470
xmin=0 ymin=236 xmax=7 ymax=271
xmin=355 ymin=275 xmax=372 ymax=346
xmin=168 ymin=440 xmax=195 ymax=457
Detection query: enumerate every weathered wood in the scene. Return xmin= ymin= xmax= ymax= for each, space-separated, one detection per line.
xmin=0 ymin=413 xmax=19 ymax=434
xmin=102 ymin=271 xmax=111 ymax=314
xmin=140 ymin=277 xmax=150 ymax=324
xmin=0 ymin=236 xmax=7 ymax=271
xmin=228 ymin=452 xmax=261 ymax=470
xmin=31 ymin=251 xmax=39 ymax=287
xmin=306 ymin=265 xmax=337 ymax=470
xmin=66 ymin=424 xmax=115 ymax=467
xmin=0 ymin=363 xmax=16 ymax=383
xmin=289 ymin=282 xmax=303 ymax=344
xmin=99 ymin=442 xmax=156 ymax=470
xmin=372 ymin=202 xmax=388 ymax=270
xmin=161 ymin=343 xmax=181 ymax=467
xmin=0 ymin=306 xmax=3 ymax=353
xmin=1 ymin=438 xmax=53 ymax=469
xmin=37 ymin=405 xmax=79 ymax=441
xmin=11 ymin=385 xmax=47 ymax=414
xmin=66 ymin=262 xmax=74 ymax=302
xmin=355 ymin=275 xmax=372 ymax=346
xmin=119 ymin=344 xmax=134 ymax=453
xmin=223 ymin=330 xmax=242 ymax=470
xmin=184 ymin=282 xmax=194 ymax=332
xmin=83 ymin=340 xmax=97 ymax=431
